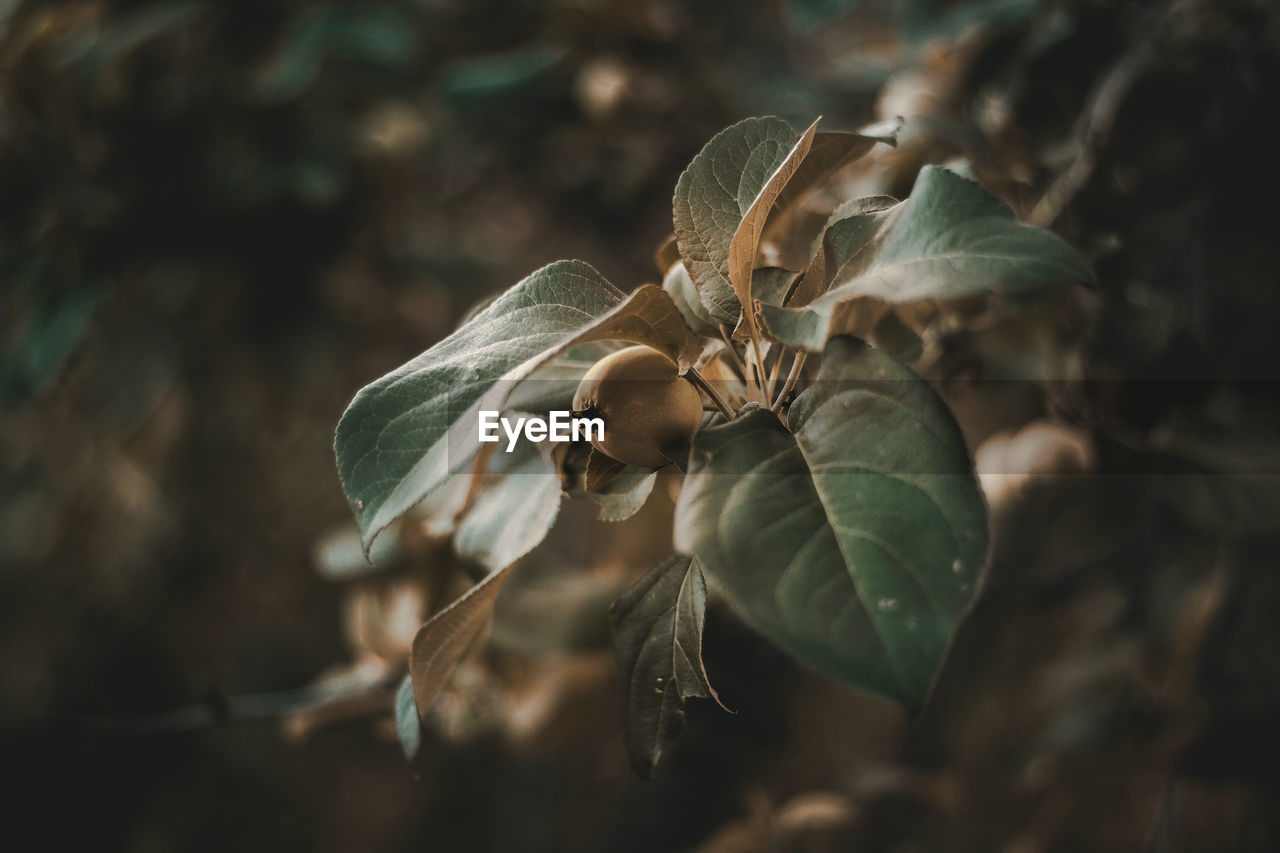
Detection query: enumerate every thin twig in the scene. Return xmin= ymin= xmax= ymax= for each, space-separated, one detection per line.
xmin=748 ymin=336 xmax=770 ymax=404
xmin=687 ymin=366 xmax=736 ymax=420
xmin=766 ymin=347 xmax=785 ymax=397
xmin=771 ymin=353 xmax=807 ymax=413
xmin=717 ymin=323 xmax=750 ymax=383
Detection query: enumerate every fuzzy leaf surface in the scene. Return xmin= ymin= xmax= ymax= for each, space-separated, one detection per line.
xmin=673 ymin=117 xmax=802 ymax=325
xmin=335 ymin=262 xmax=698 ymax=549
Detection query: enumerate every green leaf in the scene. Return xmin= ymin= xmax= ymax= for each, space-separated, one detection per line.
xmin=751 ymin=267 xmax=802 ymax=307
xmin=761 ymin=125 xmax=899 ymax=270
xmin=1 ymin=285 xmax=101 ymax=402
xmin=251 ymin=7 xmax=416 ymax=102
xmin=662 ymin=261 xmax=721 ymax=338
xmin=395 ymin=675 xmax=422 ymax=762
xmin=610 ymin=554 xmax=726 ymax=776
xmin=673 ymin=117 xmax=808 ymax=325
xmin=674 ymin=337 xmax=988 ymax=708
xmin=759 ymin=167 xmax=1093 ymax=352
xmin=730 ymin=266 xmax=801 ymax=340
xmin=793 ymin=195 xmax=900 ymax=308
xmin=335 ymin=262 xmax=700 ymax=550
xmin=439 ymin=43 xmax=567 ymax=106
xmin=454 ymin=434 xmax=564 ymax=572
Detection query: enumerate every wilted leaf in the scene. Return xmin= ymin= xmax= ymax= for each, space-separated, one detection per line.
xmin=727 ymin=119 xmax=817 ymax=342
xmin=673 ymin=117 xmax=805 ymax=325
xmin=579 ymin=284 xmax=703 ymax=372
xmin=408 ymin=561 xmax=514 ymax=715
xmin=610 ymin=554 xmax=726 ymax=776
xmin=675 ymin=337 xmax=988 ymax=708
xmin=336 ymin=262 xmax=701 ymax=550
xmin=762 ymin=126 xmax=900 ymax=270
xmin=759 ymin=168 xmax=1093 ymax=351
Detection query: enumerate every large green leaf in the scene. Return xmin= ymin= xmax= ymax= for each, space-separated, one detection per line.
xmin=335 ymin=261 xmax=700 ymax=549
xmin=610 ymin=554 xmax=724 ymax=776
xmin=673 ymin=117 xmax=810 ymax=325
xmin=674 ymin=337 xmax=987 ymax=707
xmin=759 ymin=167 xmax=1093 ymax=351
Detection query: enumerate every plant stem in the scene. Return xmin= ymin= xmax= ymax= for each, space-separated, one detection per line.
xmin=687 ymin=366 xmax=736 ymax=420
xmin=766 ymin=347 xmax=785 ymax=399
xmin=748 ymin=336 xmax=770 ymax=404
xmin=771 ymin=353 xmax=807 ymax=413
xmin=717 ymin=323 xmax=750 ymax=383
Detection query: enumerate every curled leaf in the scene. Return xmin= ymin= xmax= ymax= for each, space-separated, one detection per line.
xmin=673 ymin=117 xmax=803 ymax=324
xmin=759 ymin=168 xmax=1093 ymax=352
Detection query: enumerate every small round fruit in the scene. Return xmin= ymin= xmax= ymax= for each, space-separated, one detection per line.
xmin=572 ymin=346 xmax=704 ymax=468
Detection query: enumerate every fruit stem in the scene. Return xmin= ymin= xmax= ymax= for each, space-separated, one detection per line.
xmin=771 ymin=353 xmax=807 ymax=413
xmin=687 ymin=367 xmax=736 ymax=420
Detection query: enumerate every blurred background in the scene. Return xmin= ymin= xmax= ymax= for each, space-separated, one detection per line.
xmin=3 ymin=0 xmax=1280 ymax=850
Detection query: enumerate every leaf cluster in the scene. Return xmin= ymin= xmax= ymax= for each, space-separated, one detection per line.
xmin=334 ymin=114 xmax=1093 ymax=774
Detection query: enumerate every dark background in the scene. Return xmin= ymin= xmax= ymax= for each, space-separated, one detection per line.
xmin=3 ymin=0 xmax=1279 ymax=850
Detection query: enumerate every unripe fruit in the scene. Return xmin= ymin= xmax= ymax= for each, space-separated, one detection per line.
xmin=572 ymin=346 xmax=704 ymax=468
